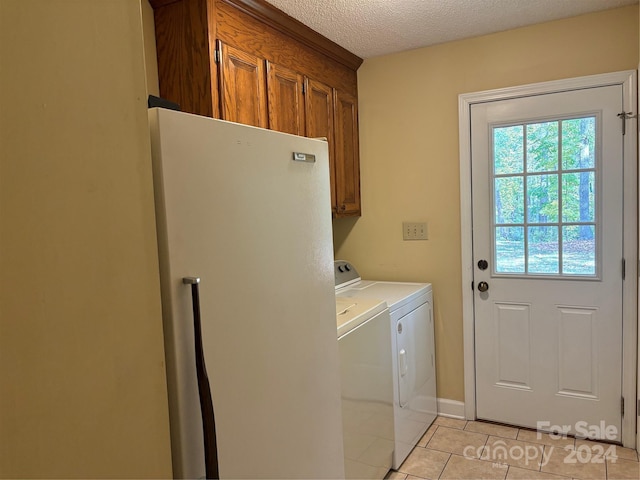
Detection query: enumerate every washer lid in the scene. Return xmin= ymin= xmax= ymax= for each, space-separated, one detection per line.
xmin=335 ymin=297 xmax=387 ymax=337
xmin=336 ymin=280 xmax=432 ymax=312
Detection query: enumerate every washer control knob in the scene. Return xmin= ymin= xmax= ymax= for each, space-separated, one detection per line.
xmin=344 ymin=264 xmax=351 ymax=271
xmin=338 ymin=265 xmax=344 ymax=273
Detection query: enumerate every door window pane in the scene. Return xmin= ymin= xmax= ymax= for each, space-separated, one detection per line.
xmin=562 ymin=172 xmax=595 ymax=222
xmin=527 ymin=174 xmax=558 ymax=223
xmin=563 ymin=225 xmax=596 ymax=275
xmin=495 ymin=227 xmax=525 ymax=273
xmin=494 ymin=125 xmax=524 ymax=174
xmin=495 ymin=177 xmax=524 ymax=223
xmin=562 ymin=117 xmax=595 ymax=170
xmin=527 ymin=121 xmax=558 ymax=172
xmin=528 ymin=226 xmax=559 ymax=274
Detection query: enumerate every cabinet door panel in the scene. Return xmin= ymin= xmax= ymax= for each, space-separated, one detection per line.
xmin=305 ymin=79 xmax=336 ymax=213
xmin=218 ymin=41 xmax=268 ymax=128
xmin=266 ymin=62 xmax=305 ymax=135
xmin=334 ymin=90 xmax=361 ymax=216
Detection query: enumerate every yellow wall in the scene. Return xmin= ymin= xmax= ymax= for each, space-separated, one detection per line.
xmin=334 ymin=5 xmax=639 ymax=402
xmin=0 ymin=1 xmax=172 ymax=477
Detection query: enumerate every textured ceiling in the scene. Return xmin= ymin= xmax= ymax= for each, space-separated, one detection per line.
xmin=263 ymin=0 xmax=638 ymax=59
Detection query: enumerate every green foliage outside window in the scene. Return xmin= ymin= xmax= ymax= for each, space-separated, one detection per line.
xmin=492 ymin=117 xmax=596 ymax=275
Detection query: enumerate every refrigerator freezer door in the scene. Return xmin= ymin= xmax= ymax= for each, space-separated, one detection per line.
xmin=149 ymin=109 xmax=344 ymax=479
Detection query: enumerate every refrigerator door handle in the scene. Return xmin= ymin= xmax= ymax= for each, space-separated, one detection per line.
xmin=183 ymin=277 xmax=219 ymax=480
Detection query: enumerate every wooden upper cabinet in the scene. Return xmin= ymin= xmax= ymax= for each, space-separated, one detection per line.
xmin=151 ymin=0 xmax=362 ymax=216
xmin=218 ymin=41 xmax=268 ymax=128
xmin=305 ymin=78 xmax=336 ymax=212
xmin=266 ymin=62 xmax=305 ymax=136
xmin=151 ymin=0 xmax=215 ymax=117
xmin=334 ymin=90 xmax=360 ymax=216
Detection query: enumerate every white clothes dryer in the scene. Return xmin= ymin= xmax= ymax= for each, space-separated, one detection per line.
xmin=335 ymin=261 xmax=437 ymax=469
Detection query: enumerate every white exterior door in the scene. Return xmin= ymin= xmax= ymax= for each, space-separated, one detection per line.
xmin=471 ymin=85 xmax=625 ymax=441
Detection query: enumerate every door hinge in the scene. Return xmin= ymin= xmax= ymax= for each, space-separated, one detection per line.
xmin=622 ymin=258 xmax=626 ymax=280
xmin=617 ymin=111 xmax=637 ymax=135
xmin=214 ymin=49 xmax=221 ymax=63
xmin=471 ymin=281 xmax=474 ymax=291
xmin=621 ymin=396 xmax=625 ymax=416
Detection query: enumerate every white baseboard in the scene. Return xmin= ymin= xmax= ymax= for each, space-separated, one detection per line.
xmin=437 ymin=398 xmax=466 ymax=419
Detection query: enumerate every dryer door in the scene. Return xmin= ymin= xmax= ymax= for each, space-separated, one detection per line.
xmin=396 ymin=302 xmax=433 ymax=408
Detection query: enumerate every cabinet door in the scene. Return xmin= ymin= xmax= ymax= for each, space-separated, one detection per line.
xmin=266 ymin=62 xmax=305 ymax=135
xmin=333 ymin=90 xmax=361 ymax=216
xmin=305 ymin=79 xmax=336 ymax=213
xmin=218 ymin=41 xmax=268 ymax=128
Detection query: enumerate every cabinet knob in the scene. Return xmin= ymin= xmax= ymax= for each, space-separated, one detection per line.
xmin=340 ymin=204 xmax=346 ymax=211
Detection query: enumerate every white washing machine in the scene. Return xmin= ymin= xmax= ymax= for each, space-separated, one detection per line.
xmin=335 ymin=261 xmax=437 ymax=469
xmin=335 ymin=297 xmax=395 ymax=479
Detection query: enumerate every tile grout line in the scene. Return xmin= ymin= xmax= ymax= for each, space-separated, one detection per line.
xmin=540 ymin=444 xmax=547 ymax=473
xmin=436 ymin=452 xmax=453 ymax=480
xmin=424 ymin=424 xmax=438 ymax=449
xmin=480 ymin=429 xmax=490 ymax=463
xmin=438 ymin=419 xmax=472 ymax=479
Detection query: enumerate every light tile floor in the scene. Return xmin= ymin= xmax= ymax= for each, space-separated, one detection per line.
xmin=387 ymin=416 xmax=639 ymax=480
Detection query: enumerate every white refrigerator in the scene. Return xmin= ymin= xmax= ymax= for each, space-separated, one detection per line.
xmin=148 ymin=108 xmax=345 ymax=479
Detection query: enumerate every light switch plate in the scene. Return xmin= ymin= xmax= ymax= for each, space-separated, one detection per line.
xmin=403 ymin=222 xmax=428 ymax=240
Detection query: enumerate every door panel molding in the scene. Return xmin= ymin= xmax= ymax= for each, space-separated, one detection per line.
xmin=557 ymin=306 xmax=598 ymax=398
xmin=458 ymin=70 xmax=638 ymax=448
xmin=494 ymin=302 xmax=531 ymax=389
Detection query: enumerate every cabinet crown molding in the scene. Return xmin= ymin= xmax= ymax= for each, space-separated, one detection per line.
xmin=150 ymin=0 xmax=363 ymax=71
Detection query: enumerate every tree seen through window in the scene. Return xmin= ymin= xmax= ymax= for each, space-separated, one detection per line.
xmin=492 ymin=116 xmax=596 ymax=275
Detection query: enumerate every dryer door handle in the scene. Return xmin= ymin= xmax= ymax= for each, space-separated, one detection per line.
xmin=399 ymin=349 xmax=408 ymax=377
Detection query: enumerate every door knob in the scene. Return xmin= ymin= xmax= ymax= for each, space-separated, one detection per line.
xmin=477 ymin=281 xmax=489 ymax=292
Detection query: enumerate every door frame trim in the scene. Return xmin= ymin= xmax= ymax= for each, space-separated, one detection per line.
xmin=458 ymin=70 xmax=638 ymax=448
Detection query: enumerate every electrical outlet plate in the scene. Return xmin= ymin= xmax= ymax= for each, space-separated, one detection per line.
xmin=403 ymin=222 xmax=428 ymax=240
